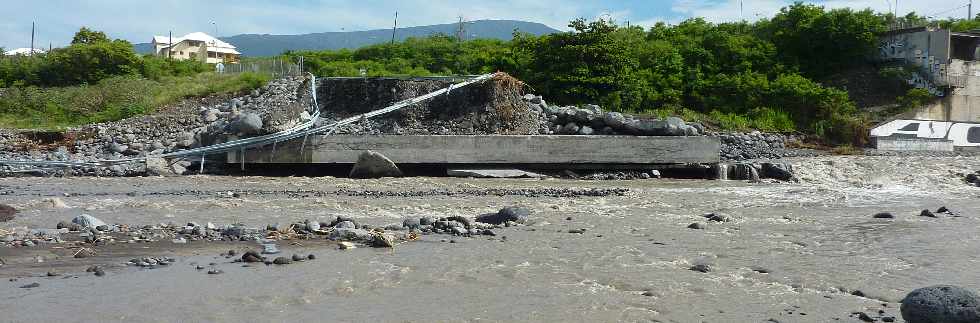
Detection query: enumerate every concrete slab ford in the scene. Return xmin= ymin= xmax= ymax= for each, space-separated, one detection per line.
xmin=227 ymin=135 xmax=720 ymax=165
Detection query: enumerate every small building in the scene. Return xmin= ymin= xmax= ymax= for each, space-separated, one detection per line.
xmin=872 ymin=26 xmax=980 ymax=150
xmin=3 ymin=47 xmax=46 ymax=56
xmin=151 ymin=32 xmax=240 ymax=64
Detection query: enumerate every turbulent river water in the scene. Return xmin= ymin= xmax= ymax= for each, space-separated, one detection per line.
xmin=1 ymin=156 xmax=979 ymax=322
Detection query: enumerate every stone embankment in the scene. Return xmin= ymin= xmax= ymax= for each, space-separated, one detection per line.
xmin=523 ymin=95 xmax=703 ymax=136
xmin=0 ymin=77 xmax=309 ymax=176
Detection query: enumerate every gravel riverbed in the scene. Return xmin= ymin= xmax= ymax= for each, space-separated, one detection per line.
xmin=1 ymin=156 xmax=979 ymax=322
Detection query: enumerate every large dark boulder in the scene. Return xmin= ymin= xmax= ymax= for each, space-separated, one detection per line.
xmin=901 ymin=285 xmax=980 ymax=323
xmin=761 ymin=162 xmax=797 ymax=182
xmin=634 ymin=120 xmax=668 ymax=136
xmin=603 ymin=112 xmax=626 ymax=129
xmin=349 ymin=151 xmax=403 ymax=179
xmin=476 ymin=207 xmax=530 ymax=225
xmin=665 ymin=117 xmax=686 ymax=135
xmin=225 ymin=113 xmax=263 ymax=135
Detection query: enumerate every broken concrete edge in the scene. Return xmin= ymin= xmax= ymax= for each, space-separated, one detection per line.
xmin=446 ymin=169 xmax=547 ymax=178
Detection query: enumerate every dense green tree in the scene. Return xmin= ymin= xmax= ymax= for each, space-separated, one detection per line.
xmin=766 ymin=2 xmax=886 ymax=77
xmin=40 ymin=37 xmax=141 ymax=85
xmin=71 ymin=27 xmax=110 ymax=45
xmin=514 ymin=18 xmax=644 ymax=111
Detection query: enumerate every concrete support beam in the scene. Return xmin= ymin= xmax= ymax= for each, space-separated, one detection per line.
xmin=228 ymin=135 xmax=720 ymax=166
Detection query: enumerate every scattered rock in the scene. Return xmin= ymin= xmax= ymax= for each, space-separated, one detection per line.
xmin=704 ymin=213 xmax=732 ymax=222
xmin=329 ymin=228 xmax=373 ymax=241
xmin=901 ymin=285 xmax=980 ymax=323
xmin=207 ymin=269 xmax=224 ymax=275
xmin=272 ymin=257 xmax=292 ymax=265
xmin=920 ymin=209 xmax=937 ymax=218
xmin=42 ymin=198 xmax=69 ymax=209
xmin=854 ymin=312 xmax=875 ymax=322
xmin=690 ymin=264 xmax=711 ymax=273
xmin=873 ymin=212 xmax=895 ymax=219
xmin=402 ymin=218 xmax=421 ymax=229
xmin=687 ymin=222 xmax=707 ymax=230
xmin=338 ymin=241 xmax=356 ymax=250
xmin=241 ymin=251 xmax=263 ymax=263
xmin=71 ymin=214 xmax=107 ymax=228
xmin=20 ymin=282 xmax=40 ymax=289
xmin=475 ymin=207 xmax=530 ymax=225
xmin=0 ymin=204 xmax=16 ymax=222
xmin=349 ymin=150 xmax=403 ymax=179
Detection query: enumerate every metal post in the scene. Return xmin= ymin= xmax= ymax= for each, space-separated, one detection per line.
xmin=199 ymin=153 xmax=205 ymax=174
xmin=30 ymin=21 xmax=34 ymax=55
xmin=391 ymin=12 xmax=398 ymax=45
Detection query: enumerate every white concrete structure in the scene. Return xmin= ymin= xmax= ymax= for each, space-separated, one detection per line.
xmin=151 ymin=32 xmax=239 ymax=64
xmin=3 ymin=47 xmax=45 ymax=56
xmin=870 ymin=119 xmax=980 ymax=150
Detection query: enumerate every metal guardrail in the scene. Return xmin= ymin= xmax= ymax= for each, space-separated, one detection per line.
xmin=221 ymin=56 xmax=304 ymax=78
xmin=0 ymin=73 xmax=497 ymax=171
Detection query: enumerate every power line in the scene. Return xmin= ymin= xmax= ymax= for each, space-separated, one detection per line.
xmin=926 ymin=2 xmax=971 ymax=18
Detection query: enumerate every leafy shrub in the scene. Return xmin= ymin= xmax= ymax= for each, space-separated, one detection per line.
xmin=895 ymin=88 xmax=935 ymax=112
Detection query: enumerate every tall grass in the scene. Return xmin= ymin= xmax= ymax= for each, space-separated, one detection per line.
xmin=0 ymin=72 xmax=270 ymax=129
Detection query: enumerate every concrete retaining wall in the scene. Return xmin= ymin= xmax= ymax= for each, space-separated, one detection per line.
xmin=874 ymin=137 xmax=954 ymax=151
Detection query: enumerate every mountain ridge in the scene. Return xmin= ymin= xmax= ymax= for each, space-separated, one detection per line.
xmin=134 ymin=20 xmax=560 ymax=57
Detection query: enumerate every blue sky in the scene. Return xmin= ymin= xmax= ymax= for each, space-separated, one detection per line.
xmin=0 ymin=0 xmax=969 ymax=49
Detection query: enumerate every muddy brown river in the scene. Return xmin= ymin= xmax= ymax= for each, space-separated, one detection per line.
xmin=1 ymin=156 xmax=979 ymax=322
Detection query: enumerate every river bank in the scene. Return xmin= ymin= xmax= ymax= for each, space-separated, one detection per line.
xmin=1 ymin=156 xmax=978 ymax=322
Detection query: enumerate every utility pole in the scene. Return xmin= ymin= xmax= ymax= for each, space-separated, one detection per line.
xmin=391 ymin=12 xmax=398 ymax=45
xmin=30 ymin=21 xmax=35 ymax=55
xmin=456 ymin=16 xmax=466 ymax=42
xmin=740 ymin=0 xmax=744 ymax=21
xmin=971 ymin=0 xmax=974 ymax=20
xmin=168 ymin=30 xmax=172 ymax=60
